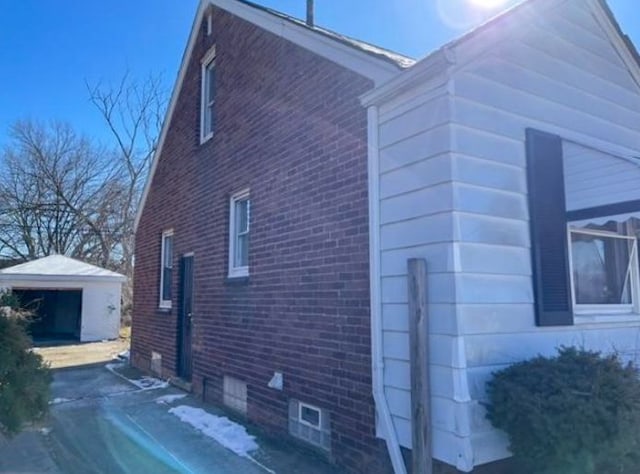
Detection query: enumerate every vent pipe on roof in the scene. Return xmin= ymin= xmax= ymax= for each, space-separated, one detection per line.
xmin=306 ymin=0 xmax=314 ymax=27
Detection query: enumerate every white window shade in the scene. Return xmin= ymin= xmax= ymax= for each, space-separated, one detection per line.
xmin=569 ymin=212 xmax=640 ymax=228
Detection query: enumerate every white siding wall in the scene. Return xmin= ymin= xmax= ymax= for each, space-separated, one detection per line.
xmin=564 ymin=141 xmax=640 ymax=211
xmin=450 ymin=0 xmax=640 ymax=467
xmin=376 ymin=82 xmax=478 ymax=468
xmin=80 ymin=281 xmax=122 ymax=342
xmin=373 ymin=1 xmax=640 ymax=471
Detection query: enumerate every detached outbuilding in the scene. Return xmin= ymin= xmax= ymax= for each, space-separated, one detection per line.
xmin=0 ymin=255 xmax=125 ymax=342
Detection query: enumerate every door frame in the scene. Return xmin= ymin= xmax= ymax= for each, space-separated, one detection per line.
xmin=177 ymin=253 xmax=194 ymax=381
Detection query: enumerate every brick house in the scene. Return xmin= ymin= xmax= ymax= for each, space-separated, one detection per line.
xmin=134 ymin=0 xmax=640 ymax=473
xmin=131 ymin=1 xmax=412 ymax=472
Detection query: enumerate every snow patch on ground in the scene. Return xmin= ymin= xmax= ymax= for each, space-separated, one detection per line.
xmin=49 ymin=398 xmax=72 ymax=405
xmin=169 ymin=405 xmax=258 ymax=457
xmin=130 ymin=376 xmax=169 ymax=390
xmin=117 ymin=350 xmax=130 ymax=361
xmin=105 ymin=362 xmax=169 ymax=391
xmin=154 ymin=394 xmax=187 ymax=405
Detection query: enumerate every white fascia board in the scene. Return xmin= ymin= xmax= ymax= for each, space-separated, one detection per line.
xmin=208 ymin=0 xmax=402 ymax=84
xmin=360 ymin=49 xmax=452 ymax=107
xmin=362 ymin=0 xmax=640 ymax=109
xmin=0 ymin=274 xmax=126 ymax=284
xmin=587 ymin=0 xmax=640 ymax=91
xmin=134 ymin=0 xmax=404 ymax=232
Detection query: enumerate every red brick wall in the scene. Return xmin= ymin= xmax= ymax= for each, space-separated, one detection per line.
xmin=133 ymin=7 xmax=387 ymax=473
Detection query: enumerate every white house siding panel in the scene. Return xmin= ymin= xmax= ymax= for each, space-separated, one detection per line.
xmin=563 ymin=141 xmax=640 ymax=211
xmin=80 ymin=281 xmax=121 ymax=342
xmin=448 ymin=0 xmax=640 ymax=468
xmin=379 ymin=95 xmax=449 ymax=149
xmin=375 ymin=83 xmax=478 ymax=466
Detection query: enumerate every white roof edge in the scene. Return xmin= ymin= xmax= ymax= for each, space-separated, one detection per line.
xmin=587 ymin=0 xmax=640 ymax=91
xmin=0 ymin=255 xmax=127 ymax=281
xmin=361 ymin=0 xmax=640 ymax=108
xmin=360 ymin=49 xmax=452 ymax=107
xmin=0 ymin=273 xmax=127 ymax=283
xmin=134 ymin=0 xmax=406 ymax=232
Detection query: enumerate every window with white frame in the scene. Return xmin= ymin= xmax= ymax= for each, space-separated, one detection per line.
xmin=298 ymin=402 xmax=322 ymax=428
xmin=568 ymin=222 xmax=638 ymax=312
xmin=160 ymin=230 xmax=174 ymax=308
xmin=228 ymin=189 xmax=250 ymax=278
xmin=200 ymin=48 xmax=216 ymax=143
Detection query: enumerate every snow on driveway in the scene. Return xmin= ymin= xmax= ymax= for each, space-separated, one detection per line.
xmin=106 ymin=362 xmax=169 ymax=390
xmin=154 ymin=394 xmax=187 ymax=405
xmin=169 ymin=405 xmax=259 ymax=457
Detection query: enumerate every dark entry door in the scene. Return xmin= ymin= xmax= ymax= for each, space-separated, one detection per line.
xmin=177 ymin=255 xmax=194 ymax=380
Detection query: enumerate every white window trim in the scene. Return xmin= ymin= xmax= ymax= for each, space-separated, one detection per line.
xmin=159 ymin=229 xmax=174 ymax=309
xmin=567 ymin=224 xmax=640 ymax=317
xmin=200 ymin=45 xmax=217 ymax=144
xmin=298 ymin=402 xmax=322 ymax=429
xmin=228 ymin=189 xmax=250 ymax=278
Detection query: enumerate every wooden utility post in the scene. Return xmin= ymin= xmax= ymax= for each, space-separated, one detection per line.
xmin=407 ymin=258 xmax=432 ymax=474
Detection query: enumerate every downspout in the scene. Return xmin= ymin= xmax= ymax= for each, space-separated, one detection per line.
xmin=367 ymin=105 xmax=407 ymax=474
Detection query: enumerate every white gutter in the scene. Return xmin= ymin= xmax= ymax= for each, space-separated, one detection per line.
xmin=367 ymin=105 xmax=407 ymax=474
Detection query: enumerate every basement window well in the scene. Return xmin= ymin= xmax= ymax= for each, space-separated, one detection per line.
xmin=223 ymin=376 xmax=247 ymax=415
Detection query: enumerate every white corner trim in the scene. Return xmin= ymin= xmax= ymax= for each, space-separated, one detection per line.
xmin=367 ymin=105 xmax=406 ymax=474
xmin=134 ymin=0 xmax=403 ymax=232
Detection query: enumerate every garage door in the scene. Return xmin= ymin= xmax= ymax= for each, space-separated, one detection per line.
xmin=13 ymin=289 xmax=82 ymax=341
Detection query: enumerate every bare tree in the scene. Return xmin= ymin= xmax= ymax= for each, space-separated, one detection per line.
xmin=0 ymin=74 xmax=166 ymax=322
xmin=87 ymin=73 xmax=167 ymax=318
xmin=0 ymin=120 xmax=115 ymax=262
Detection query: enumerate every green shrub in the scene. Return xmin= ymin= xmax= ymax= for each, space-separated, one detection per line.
xmin=0 ymin=293 xmax=51 ymax=436
xmin=485 ymin=346 xmax=640 ymax=474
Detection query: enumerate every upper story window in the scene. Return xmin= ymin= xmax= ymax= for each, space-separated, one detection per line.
xmin=201 ymin=46 xmax=216 ymax=143
xmin=160 ymin=229 xmax=174 ymax=308
xmin=228 ymin=189 xmax=250 ymax=278
xmin=568 ymin=222 xmax=638 ymax=313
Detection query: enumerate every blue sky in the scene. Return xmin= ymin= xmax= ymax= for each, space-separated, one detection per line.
xmin=0 ymin=0 xmax=637 ymax=147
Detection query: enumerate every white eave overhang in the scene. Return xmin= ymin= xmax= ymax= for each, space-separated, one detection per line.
xmin=359 ymin=48 xmax=453 ymax=108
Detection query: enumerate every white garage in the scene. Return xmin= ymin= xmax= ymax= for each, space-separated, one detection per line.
xmin=0 ymin=255 xmax=126 ymax=343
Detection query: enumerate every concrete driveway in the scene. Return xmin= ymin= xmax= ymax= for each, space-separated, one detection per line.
xmin=0 ymin=364 xmax=339 ymax=474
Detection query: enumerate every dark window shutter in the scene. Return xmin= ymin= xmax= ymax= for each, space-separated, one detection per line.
xmin=525 ymin=129 xmax=573 ymax=326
